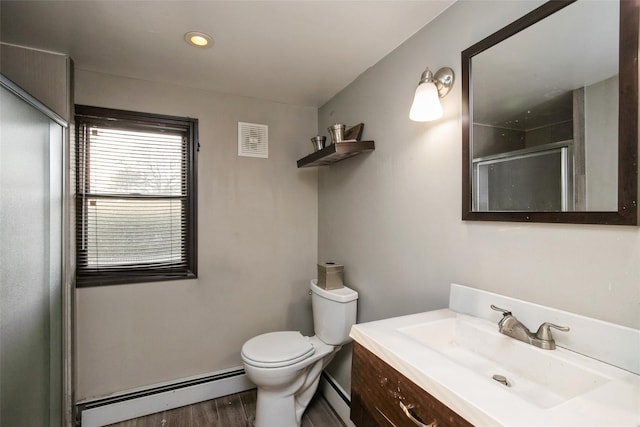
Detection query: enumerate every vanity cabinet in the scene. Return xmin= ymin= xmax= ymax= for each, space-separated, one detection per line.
xmin=351 ymin=342 xmax=473 ymax=427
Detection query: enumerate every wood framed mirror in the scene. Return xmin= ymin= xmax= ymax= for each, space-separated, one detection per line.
xmin=462 ymin=0 xmax=638 ymax=225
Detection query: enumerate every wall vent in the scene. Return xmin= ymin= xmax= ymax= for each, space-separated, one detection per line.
xmin=238 ymin=122 xmax=268 ymax=158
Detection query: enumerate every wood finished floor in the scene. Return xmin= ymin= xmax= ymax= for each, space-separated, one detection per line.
xmin=106 ymin=389 xmax=346 ymax=427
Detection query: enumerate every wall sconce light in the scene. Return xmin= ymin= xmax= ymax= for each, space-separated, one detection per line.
xmin=409 ymin=67 xmax=455 ymax=122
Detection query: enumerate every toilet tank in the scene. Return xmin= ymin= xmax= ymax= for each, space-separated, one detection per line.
xmin=310 ymin=279 xmax=358 ymax=345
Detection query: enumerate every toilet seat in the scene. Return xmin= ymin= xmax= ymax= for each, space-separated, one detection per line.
xmin=241 ymin=331 xmax=315 ymax=368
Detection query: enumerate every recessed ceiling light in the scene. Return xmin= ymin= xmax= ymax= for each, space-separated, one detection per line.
xmin=184 ymin=31 xmax=213 ymax=48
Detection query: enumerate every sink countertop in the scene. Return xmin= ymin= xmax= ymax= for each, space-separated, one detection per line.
xmin=350 ymin=309 xmax=640 ymax=427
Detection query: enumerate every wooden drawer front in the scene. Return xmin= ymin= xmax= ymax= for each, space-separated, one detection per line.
xmin=351 ymin=342 xmax=473 ymax=427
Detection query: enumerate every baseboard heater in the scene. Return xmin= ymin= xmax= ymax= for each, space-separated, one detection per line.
xmin=76 ymin=367 xmax=253 ymax=427
xmin=319 ymin=372 xmax=356 ymax=427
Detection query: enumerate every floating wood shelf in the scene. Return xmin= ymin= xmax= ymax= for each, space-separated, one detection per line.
xmin=297 ymin=141 xmax=375 ymax=168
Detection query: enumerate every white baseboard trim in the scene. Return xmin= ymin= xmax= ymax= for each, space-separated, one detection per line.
xmin=77 ymin=367 xmax=254 ymax=427
xmin=319 ymin=373 xmax=356 ymax=427
xmin=77 ymin=367 xmax=353 ymax=427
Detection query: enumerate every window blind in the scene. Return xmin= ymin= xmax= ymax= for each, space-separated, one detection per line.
xmin=75 ymin=106 xmax=197 ymax=286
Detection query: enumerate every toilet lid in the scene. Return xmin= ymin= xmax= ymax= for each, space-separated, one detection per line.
xmin=242 ymin=331 xmax=315 ymax=368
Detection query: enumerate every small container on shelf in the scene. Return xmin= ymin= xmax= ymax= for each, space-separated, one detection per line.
xmin=310 ymin=135 xmax=326 ymax=152
xmin=328 ymin=124 xmax=346 ymax=144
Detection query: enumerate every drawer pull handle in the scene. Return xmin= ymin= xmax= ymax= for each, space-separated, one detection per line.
xmin=399 ymin=401 xmax=437 ymax=427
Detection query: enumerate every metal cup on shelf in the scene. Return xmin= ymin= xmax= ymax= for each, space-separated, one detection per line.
xmin=328 ymin=124 xmax=345 ymax=144
xmin=310 ymin=135 xmax=326 ymax=152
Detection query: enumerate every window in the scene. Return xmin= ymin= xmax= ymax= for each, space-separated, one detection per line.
xmin=75 ymin=105 xmax=198 ymax=286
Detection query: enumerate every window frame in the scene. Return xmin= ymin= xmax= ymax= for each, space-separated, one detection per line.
xmin=75 ymin=105 xmax=198 ymax=287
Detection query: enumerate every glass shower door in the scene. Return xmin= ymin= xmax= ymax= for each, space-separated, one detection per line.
xmin=1 ymin=85 xmax=63 ymax=426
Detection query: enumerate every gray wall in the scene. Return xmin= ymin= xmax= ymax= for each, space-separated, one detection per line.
xmin=74 ymin=70 xmax=318 ymax=400
xmin=472 ymin=124 xmax=524 ymax=158
xmin=585 ymin=75 xmax=618 ymax=210
xmin=318 ymin=0 xmax=639 ymax=393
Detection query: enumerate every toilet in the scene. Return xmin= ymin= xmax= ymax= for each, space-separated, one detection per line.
xmin=241 ymin=279 xmax=358 ymax=427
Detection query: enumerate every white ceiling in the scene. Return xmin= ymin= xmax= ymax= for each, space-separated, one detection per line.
xmin=0 ymin=1 xmax=455 ymax=107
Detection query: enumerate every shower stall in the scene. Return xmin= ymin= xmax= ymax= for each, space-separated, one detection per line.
xmin=1 ymin=75 xmax=71 ymax=426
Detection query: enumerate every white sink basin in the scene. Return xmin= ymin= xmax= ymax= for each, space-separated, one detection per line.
xmin=350 ymin=289 xmax=640 ymax=426
xmin=398 ymin=315 xmax=610 ymax=408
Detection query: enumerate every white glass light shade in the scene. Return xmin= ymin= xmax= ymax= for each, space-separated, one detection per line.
xmin=409 ymin=82 xmax=443 ymax=122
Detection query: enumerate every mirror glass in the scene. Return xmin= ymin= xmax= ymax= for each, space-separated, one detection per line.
xmin=462 ymin=0 xmax=638 ymax=225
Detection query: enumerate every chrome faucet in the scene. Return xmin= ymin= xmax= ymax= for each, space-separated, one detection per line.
xmin=490 ymin=305 xmax=569 ymax=350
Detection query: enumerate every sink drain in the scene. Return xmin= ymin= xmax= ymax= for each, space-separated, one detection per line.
xmin=492 ymin=374 xmax=510 ymax=387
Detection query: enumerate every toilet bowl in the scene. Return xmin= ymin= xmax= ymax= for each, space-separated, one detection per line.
xmin=241 ymin=280 xmax=358 ymax=427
